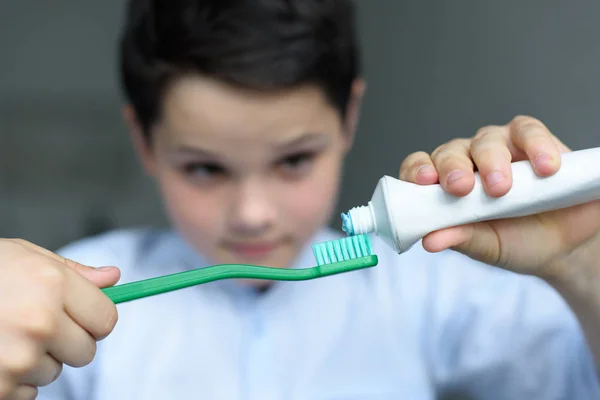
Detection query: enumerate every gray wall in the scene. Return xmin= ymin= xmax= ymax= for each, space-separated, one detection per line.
xmin=2 ymin=1 xmax=600 ymax=250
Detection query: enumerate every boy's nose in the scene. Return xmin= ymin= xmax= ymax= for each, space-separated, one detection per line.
xmin=228 ymin=181 xmax=276 ymax=235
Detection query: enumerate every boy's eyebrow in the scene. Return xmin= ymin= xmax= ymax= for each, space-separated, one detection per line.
xmin=173 ymin=145 xmax=220 ymax=158
xmin=171 ymin=133 xmax=328 ymax=156
xmin=276 ymin=132 xmax=329 ymax=151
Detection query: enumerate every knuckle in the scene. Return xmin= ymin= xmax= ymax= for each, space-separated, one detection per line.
xmin=62 ymin=257 xmax=84 ymax=270
xmin=9 ymin=238 xmax=30 ymax=247
xmin=26 ymin=386 xmax=39 ymax=400
xmin=432 ymin=138 xmax=470 ymax=159
xmin=431 ymin=143 xmax=446 ymax=158
xmin=50 ymin=362 xmax=64 ymax=384
xmin=471 ymin=144 xmax=511 ymax=163
xmin=399 ymin=151 xmax=431 ymax=177
xmin=401 ymin=151 xmax=429 ymax=166
xmin=82 ymin=342 xmax=98 ymax=366
xmin=474 ymin=126 xmax=494 ymax=139
xmin=511 ymin=114 xmax=538 ymax=125
xmin=520 ymin=122 xmax=549 ymax=140
xmin=447 ymin=138 xmax=470 ymax=148
xmin=473 ymin=127 xmax=505 ymax=143
xmin=34 ymin=265 xmax=65 ymax=290
xmin=34 ymin=358 xmax=64 ymax=387
xmin=0 ymin=379 xmax=14 ymax=399
xmin=19 ymin=304 xmax=57 ymax=340
xmin=470 ymin=136 xmax=495 ymax=151
xmin=474 ymin=126 xmax=506 ymax=142
xmin=471 ymin=134 xmax=511 ymax=159
xmin=4 ymin=239 xmax=35 ymax=256
xmin=0 ymin=239 xmax=25 ymax=254
xmin=431 ymin=148 xmax=458 ymax=168
xmin=430 ymin=151 xmax=448 ymax=168
xmin=513 ymin=115 xmax=549 ymax=135
xmin=7 ymin=345 xmax=38 ymax=377
xmin=72 ymin=340 xmax=97 ymax=368
xmin=8 ymin=384 xmax=38 ymax=400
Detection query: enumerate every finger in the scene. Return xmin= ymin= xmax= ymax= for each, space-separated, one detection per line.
xmin=422 ymin=223 xmax=501 ymax=266
xmin=63 ymin=267 xmax=119 ymax=340
xmin=470 ymin=126 xmax=513 ymax=197
xmin=46 ymin=313 xmax=96 ymax=368
xmin=0 ymin=372 xmax=15 ymax=400
xmin=430 ymin=138 xmax=476 ymax=196
xmin=0 ymin=331 xmax=43 ymax=387
xmin=508 ymin=116 xmax=564 ymax=176
xmin=4 ymin=385 xmax=38 ymax=400
xmin=422 ymin=214 xmax=582 ymax=275
xmin=536 ymin=201 xmax=600 ymax=254
xmin=19 ymin=354 xmax=62 ymax=387
xmin=398 ymin=151 xmax=439 ymax=185
xmin=11 ymin=239 xmax=120 ymax=288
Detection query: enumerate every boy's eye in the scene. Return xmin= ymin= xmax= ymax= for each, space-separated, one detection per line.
xmin=276 ymin=152 xmax=316 ymax=177
xmin=183 ymin=162 xmax=227 ymax=180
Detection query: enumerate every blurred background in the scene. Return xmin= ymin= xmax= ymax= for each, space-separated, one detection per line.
xmin=1 ymin=0 xmax=599 ymax=250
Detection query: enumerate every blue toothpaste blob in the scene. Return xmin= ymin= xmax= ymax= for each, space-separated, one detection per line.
xmin=341 ymin=212 xmax=355 ymax=236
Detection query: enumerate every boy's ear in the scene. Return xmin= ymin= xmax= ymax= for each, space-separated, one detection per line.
xmin=342 ymin=78 xmax=366 ymax=152
xmin=122 ymin=105 xmax=157 ymax=176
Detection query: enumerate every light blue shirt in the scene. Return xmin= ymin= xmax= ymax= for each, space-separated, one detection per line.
xmin=38 ymin=228 xmax=599 ymax=399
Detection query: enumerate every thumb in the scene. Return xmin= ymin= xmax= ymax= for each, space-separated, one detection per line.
xmin=422 ymin=223 xmax=502 ymax=266
xmin=63 ymin=258 xmax=121 ymax=288
xmin=11 ymin=239 xmax=122 ymax=288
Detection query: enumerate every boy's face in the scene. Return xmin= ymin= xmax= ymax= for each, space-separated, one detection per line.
xmin=126 ymin=75 xmax=363 ymax=273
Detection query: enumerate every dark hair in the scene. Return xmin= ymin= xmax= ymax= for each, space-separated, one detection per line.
xmin=119 ymin=0 xmax=361 ymax=137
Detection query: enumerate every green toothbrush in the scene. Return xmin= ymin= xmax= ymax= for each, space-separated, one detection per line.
xmin=102 ymin=234 xmax=378 ymax=304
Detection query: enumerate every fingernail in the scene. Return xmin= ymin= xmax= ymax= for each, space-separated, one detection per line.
xmin=486 ymin=171 xmax=505 ymax=186
xmin=447 ymin=169 xmax=466 ymax=184
xmin=417 ymin=165 xmax=436 ymax=176
xmin=96 ymin=266 xmax=114 ymax=271
xmin=534 ymin=152 xmax=551 ymax=171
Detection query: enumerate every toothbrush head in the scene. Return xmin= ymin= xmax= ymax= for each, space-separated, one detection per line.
xmin=312 ymin=234 xmax=373 ymax=266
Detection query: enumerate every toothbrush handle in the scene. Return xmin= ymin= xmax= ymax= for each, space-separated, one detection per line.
xmin=103 ymin=254 xmax=380 ymax=304
xmin=102 ymin=264 xmax=316 ymax=304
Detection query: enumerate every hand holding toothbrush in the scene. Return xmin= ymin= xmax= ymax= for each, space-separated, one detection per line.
xmin=399 ymin=114 xmax=600 ymax=365
xmin=0 ymin=239 xmax=120 ymax=400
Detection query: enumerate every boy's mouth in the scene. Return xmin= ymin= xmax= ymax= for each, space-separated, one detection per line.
xmin=224 ymin=240 xmax=283 ymax=261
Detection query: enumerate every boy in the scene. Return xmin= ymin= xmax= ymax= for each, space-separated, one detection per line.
xmin=1 ymin=0 xmax=599 ymax=398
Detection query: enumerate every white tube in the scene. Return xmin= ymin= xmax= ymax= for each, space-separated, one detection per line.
xmin=344 ymin=147 xmax=600 ymax=254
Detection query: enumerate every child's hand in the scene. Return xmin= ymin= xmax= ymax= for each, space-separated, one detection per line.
xmin=0 ymin=239 xmax=120 ymax=399
xmin=398 ymin=115 xmax=600 ymax=280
